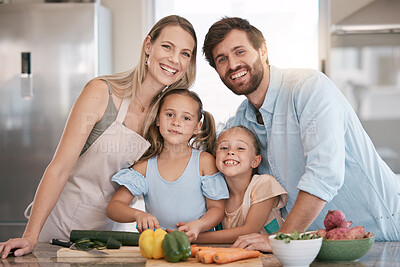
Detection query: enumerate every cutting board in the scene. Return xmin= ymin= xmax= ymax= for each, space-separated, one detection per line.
xmin=57 ymin=246 xmax=141 ymax=258
xmin=57 ymin=246 xmax=264 ymax=266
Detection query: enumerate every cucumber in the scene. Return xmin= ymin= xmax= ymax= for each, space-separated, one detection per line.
xmin=70 ymin=230 xmax=140 ymax=246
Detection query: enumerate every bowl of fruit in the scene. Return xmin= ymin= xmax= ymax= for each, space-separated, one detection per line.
xmin=269 ymin=231 xmax=322 ymax=267
xmin=315 ymin=210 xmax=375 ymax=262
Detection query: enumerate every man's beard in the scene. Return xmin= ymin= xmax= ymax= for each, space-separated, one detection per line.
xmin=221 ymin=55 xmax=264 ymax=96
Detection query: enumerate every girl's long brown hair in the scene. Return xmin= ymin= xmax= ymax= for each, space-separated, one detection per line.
xmin=141 ymin=88 xmax=216 ymax=160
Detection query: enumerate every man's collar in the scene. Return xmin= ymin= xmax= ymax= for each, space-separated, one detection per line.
xmin=244 ymin=99 xmax=258 ymax=123
xmin=260 ymin=65 xmax=281 ymax=114
xmin=244 ymin=65 xmax=281 ymax=122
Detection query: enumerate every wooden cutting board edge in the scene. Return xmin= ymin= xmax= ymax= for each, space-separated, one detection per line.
xmin=57 ymin=246 xmax=264 ymax=266
xmin=57 ymin=246 xmax=141 ymax=258
xmin=146 ymin=257 xmax=263 ymax=266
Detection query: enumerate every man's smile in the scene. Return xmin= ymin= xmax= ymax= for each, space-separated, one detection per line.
xmin=230 ymin=70 xmax=247 ymax=80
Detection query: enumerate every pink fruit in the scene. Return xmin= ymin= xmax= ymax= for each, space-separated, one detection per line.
xmin=316 ymin=229 xmax=327 ymax=238
xmin=364 ymin=232 xmax=372 ymax=238
xmin=326 ymin=228 xmax=349 ymax=240
xmin=339 ymin=220 xmax=353 ymax=229
xmin=324 ymin=210 xmax=346 ymax=230
xmin=343 ymin=226 xmax=366 ymax=240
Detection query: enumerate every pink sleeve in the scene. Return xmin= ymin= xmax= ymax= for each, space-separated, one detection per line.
xmin=250 ymin=174 xmax=288 ymax=209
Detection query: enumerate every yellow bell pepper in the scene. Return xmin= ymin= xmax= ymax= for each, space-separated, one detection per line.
xmin=139 ymin=228 xmax=167 ymax=259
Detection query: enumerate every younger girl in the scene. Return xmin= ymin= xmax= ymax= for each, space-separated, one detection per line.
xmin=107 ymin=89 xmax=229 ymax=242
xmin=194 ymin=126 xmax=288 ymax=244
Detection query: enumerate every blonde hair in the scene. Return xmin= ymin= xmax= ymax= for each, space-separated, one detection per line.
xmin=93 ymin=15 xmax=197 ymax=99
xmin=141 ymin=88 xmax=216 ymax=160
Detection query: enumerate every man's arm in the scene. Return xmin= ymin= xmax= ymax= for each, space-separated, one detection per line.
xmin=279 ymin=190 xmax=326 ymax=233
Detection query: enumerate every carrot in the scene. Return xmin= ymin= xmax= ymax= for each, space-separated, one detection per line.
xmin=191 ymin=245 xmax=200 ymax=257
xmin=196 ymin=246 xmax=246 ymax=251
xmin=195 ymin=248 xmax=246 ymax=262
xmin=213 ymin=250 xmax=261 ymax=264
xmin=196 ymin=250 xmax=211 ymax=261
xmin=196 ymin=248 xmax=249 ymax=264
xmin=201 ymin=251 xmax=218 ymax=264
xmin=191 ymin=245 xmax=223 ymax=258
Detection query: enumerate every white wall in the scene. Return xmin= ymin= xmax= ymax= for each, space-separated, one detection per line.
xmin=155 ymin=0 xmax=320 ymax=125
xmin=101 ymin=0 xmax=153 ymax=73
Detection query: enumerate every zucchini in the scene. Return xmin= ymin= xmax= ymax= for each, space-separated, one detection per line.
xmin=106 ymin=236 xmax=122 ymax=249
xmin=75 ymin=241 xmax=95 ymax=251
xmin=70 ymin=230 xmax=140 ymax=246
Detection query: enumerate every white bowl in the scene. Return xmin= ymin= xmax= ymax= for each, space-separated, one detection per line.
xmin=269 ymin=233 xmax=322 ymax=267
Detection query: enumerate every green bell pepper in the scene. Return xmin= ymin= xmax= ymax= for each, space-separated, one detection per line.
xmin=161 ymin=231 xmax=191 ymax=262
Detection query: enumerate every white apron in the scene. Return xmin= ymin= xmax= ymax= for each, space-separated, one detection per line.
xmin=32 ymin=97 xmax=150 ymax=241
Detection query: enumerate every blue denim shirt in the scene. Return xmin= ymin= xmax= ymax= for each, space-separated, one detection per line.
xmin=224 ymin=65 xmax=400 ymax=241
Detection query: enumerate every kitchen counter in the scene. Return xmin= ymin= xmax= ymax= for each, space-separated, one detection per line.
xmin=1 ymin=242 xmax=399 ymax=266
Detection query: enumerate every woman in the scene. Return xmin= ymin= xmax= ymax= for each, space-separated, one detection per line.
xmin=0 ymin=15 xmax=197 ymax=258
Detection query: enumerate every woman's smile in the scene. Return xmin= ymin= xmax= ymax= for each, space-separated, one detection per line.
xmin=160 ymin=63 xmax=178 ymax=76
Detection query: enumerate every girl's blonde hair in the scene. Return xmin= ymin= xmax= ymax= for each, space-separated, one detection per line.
xmin=93 ymin=15 xmax=197 ymax=99
xmin=141 ymin=88 xmax=216 ymax=160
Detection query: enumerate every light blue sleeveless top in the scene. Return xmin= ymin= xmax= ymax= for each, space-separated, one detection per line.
xmin=112 ymin=149 xmax=229 ymax=230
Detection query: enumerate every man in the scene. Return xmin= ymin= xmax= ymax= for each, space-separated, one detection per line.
xmin=203 ymin=17 xmax=400 ymax=251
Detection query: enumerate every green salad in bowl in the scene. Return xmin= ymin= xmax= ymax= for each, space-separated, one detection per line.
xmin=274 ymin=230 xmax=321 ymax=243
xmin=269 ymin=231 xmax=322 ymax=267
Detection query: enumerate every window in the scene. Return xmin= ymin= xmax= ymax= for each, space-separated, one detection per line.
xmin=155 ymin=0 xmax=319 ymax=126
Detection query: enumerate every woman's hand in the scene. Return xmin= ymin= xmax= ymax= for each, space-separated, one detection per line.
xmin=232 ymin=233 xmax=272 ymax=252
xmin=135 ymin=211 xmax=160 ymax=232
xmin=0 ymin=235 xmax=37 ymax=259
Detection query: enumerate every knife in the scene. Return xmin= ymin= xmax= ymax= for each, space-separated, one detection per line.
xmin=50 ymin=239 xmax=74 ymax=248
xmin=50 ymin=239 xmax=108 ymax=254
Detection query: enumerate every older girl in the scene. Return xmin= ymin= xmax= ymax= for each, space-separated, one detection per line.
xmin=107 ymin=89 xmax=228 ymax=242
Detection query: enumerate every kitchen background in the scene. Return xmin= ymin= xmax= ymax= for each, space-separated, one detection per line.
xmin=1 ymin=0 xmax=399 ymax=241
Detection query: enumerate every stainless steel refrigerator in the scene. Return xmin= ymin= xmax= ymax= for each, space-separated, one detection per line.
xmin=0 ymin=2 xmax=112 ymax=241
